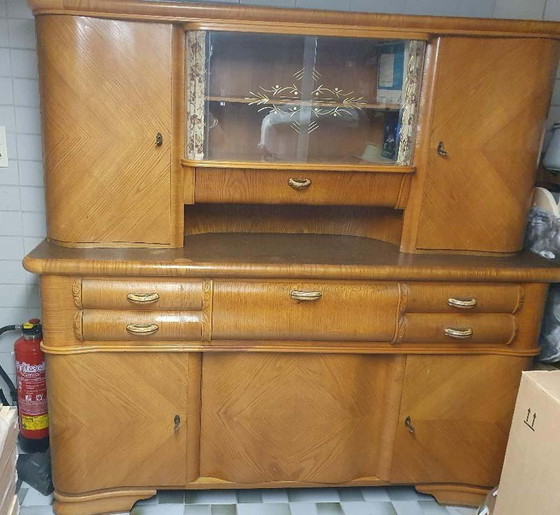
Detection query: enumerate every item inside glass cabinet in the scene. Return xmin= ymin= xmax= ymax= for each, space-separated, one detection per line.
xmin=186 ymin=31 xmax=425 ymax=165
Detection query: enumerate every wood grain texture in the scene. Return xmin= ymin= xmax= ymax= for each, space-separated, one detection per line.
xmin=79 ymin=309 xmax=204 ymax=341
xmin=412 ymin=37 xmax=560 ymax=253
xmin=391 ymin=354 xmax=530 ymax=487
xmin=52 ymin=490 xmax=155 ymax=515
xmin=80 ymin=278 xmax=205 ymax=310
xmin=200 ymin=353 xmax=405 ymax=483
xmin=36 ymin=16 xmax=173 ymax=246
xmin=47 ymin=353 xmax=190 ymax=493
xmin=28 ymin=0 xmax=560 ymax=39
xmin=24 ymin=235 xmax=560 ymax=282
xmin=212 ymin=281 xmax=400 ymax=341
xmin=194 ymin=168 xmax=410 ymax=208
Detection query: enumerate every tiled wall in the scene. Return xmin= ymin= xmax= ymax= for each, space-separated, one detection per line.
xmin=0 ymin=0 xmax=560 ymax=387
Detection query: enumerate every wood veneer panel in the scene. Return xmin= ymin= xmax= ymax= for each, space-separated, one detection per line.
xmin=47 ymin=353 xmax=189 ymax=493
xmin=414 ymin=37 xmax=560 ymax=253
xmin=37 ymin=16 xmax=173 ymax=246
xmin=195 ymin=169 xmax=409 ymax=208
xmin=391 ymin=354 xmax=529 ymax=487
xmin=24 ymin=235 xmax=560 ymax=282
xmin=212 ymin=281 xmax=399 ymax=341
xmin=200 ymin=353 xmax=405 ymax=483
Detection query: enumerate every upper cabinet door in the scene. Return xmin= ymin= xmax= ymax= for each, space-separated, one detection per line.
xmin=186 ymin=31 xmax=425 ymax=166
xmin=413 ymin=37 xmax=559 ymax=254
xmin=37 ymin=17 xmax=173 ymax=246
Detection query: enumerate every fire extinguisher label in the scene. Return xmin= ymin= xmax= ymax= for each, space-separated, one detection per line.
xmin=16 ymin=360 xmax=48 ymax=415
xmin=21 ymin=414 xmax=49 ymax=430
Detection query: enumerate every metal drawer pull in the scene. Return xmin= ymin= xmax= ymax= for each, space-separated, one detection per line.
xmin=288 ymin=177 xmax=312 ymax=190
xmin=447 ymin=297 xmax=477 ymax=309
xmin=405 ymin=416 xmax=415 ymax=434
xmin=126 ymin=323 xmax=159 ymax=336
xmin=174 ymin=415 xmax=181 ymax=432
xmin=437 ymin=141 xmax=448 ymax=157
xmin=290 ymin=290 xmax=322 ymax=302
xmin=444 ymin=327 xmax=473 ymax=339
xmin=127 ymin=292 xmax=160 ymax=304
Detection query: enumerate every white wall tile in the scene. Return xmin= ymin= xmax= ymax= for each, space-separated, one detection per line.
xmin=551 ymin=79 xmax=560 ymax=107
xmin=241 ymin=0 xmax=296 ymax=6
xmin=9 ymin=49 xmax=37 ymax=78
xmin=494 ymin=0 xmax=546 ymax=19
xmin=0 ymin=260 xmax=27 ymax=283
xmin=0 ymin=48 xmax=11 ymax=77
xmin=0 ymin=77 xmax=13 ymax=104
xmin=15 ymin=106 xmax=40 ymax=134
xmin=0 ymin=210 xmax=21 ymax=235
xmin=6 ymin=0 xmax=33 ymax=19
xmin=19 ymin=186 xmax=44 ymax=212
xmin=0 ymin=236 xmax=23 ymax=259
xmin=0 ymin=351 xmax=16 ymax=379
xmin=0 ymin=160 xmax=18 ymax=186
xmin=404 ymin=0 xmax=495 ymax=17
xmin=0 ymin=307 xmax=33 ymax=328
xmin=0 ymin=105 xmax=16 ymax=132
xmin=0 ymin=284 xmax=26 ymax=306
xmin=0 ymin=19 xmax=8 ymax=47
xmin=8 ymin=19 xmax=36 ymax=49
xmin=548 ymin=105 xmax=560 ymax=129
xmin=351 ymin=0 xmax=404 ymax=14
xmin=0 ymin=185 xmax=20 ymax=210
xmin=22 ymin=211 xmax=45 ymax=237
xmin=16 ymin=133 xmax=42 ymax=160
xmin=545 ymin=0 xmax=560 ymax=21
xmin=296 ymin=0 xmax=351 ymax=11
xmin=23 ymin=237 xmax=42 ymax=254
xmin=26 ymin=282 xmax=40 ymax=307
xmin=18 ymin=160 xmax=42 ymax=186
xmin=0 ymin=0 xmax=6 ymax=18
xmin=13 ymin=78 xmax=38 ymax=106
xmin=5 ymin=131 xmax=16 ymax=159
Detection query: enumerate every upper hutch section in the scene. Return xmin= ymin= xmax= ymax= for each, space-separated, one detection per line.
xmin=29 ymin=0 xmax=560 ymax=252
xmin=186 ymin=31 xmax=425 ymax=165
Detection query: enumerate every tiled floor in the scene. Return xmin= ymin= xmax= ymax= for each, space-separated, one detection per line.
xmin=18 ymin=484 xmax=479 ymax=515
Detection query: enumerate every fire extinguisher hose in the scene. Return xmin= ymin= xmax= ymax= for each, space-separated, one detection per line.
xmin=0 ymin=325 xmax=20 ymax=405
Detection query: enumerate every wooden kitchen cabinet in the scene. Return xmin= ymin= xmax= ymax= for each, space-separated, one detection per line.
xmin=24 ymin=1 xmax=560 ymax=513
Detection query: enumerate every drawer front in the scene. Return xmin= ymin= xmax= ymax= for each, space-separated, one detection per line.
xmin=77 ymin=279 xmax=205 ymax=310
xmin=195 ymin=168 xmax=409 ymax=208
xmin=405 ymin=283 xmax=523 ymax=314
xmin=213 ymin=281 xmax=400 ymax=341
xmin=396 ymin=313 xmax=517 ymax=344
xmin=76 ymin=310 xmax=203 ymax=341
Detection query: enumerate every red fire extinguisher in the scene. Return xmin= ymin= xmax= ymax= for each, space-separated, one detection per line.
xmin=15 ymin=320 xmax=49 ymax=452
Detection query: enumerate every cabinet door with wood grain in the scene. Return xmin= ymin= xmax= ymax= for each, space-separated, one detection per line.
xmin=391 ymin=355 xmax=529 ymax=486
xmin=36 ymin=16 xmax=174 ymax=246
xmin=46 ymin=353 xmax=189 ymax=493
xmin=409 ymin=37 xmax=559 ymax=253
xmin=200 ymin=353 xmax=405 ymax=484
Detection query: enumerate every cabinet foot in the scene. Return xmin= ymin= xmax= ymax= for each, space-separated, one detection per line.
xmin=415 ymin=484 xmax=489 ymax=507
xmin=53 ymin=488 xmax=156 ymax=515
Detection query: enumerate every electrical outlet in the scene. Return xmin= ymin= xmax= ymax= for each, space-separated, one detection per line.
xmin=0 ymin=127 xmax=8 ymax=168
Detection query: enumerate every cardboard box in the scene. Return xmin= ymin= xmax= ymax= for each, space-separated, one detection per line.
xmin=494 ymin=371 xmax=560 ymax=515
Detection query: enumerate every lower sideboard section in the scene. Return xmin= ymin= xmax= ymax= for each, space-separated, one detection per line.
xmin=46 ymin=350 xmax=530 ymax=512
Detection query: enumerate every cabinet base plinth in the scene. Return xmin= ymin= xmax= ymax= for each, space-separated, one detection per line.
xmin=415 ymin=484 xmax=489 ymax=507
xmin=53 ymin=489 xmax=156 ymax=515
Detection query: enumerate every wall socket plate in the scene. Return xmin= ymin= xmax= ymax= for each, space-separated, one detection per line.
xmin=0 ymin=126 xmax=8 ymax=168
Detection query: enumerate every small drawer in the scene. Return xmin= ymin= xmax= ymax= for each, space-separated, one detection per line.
xmin=396 ymin=313 xmax=517 ymax=344
xmin=404 ymin=283 xmax=523 ymax=314
xmin=75 ymin=310 xmax=204 ymax=341
xmin=76 ymin=279 xmax=205 ymax=310
xmin=212 ymin=281 xmax=400 ymax=341
xmin=195 ymin=168 xmax=410 ymax=208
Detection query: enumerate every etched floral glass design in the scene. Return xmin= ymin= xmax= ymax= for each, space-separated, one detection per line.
xmin=186 ymin=31 xmax=424 ymax=165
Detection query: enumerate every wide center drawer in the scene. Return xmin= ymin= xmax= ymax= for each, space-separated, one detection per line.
xmin=212 ymin=281 xmax=400 ymax=341
xmin=195 ymin=168 xmax=410 ymax=208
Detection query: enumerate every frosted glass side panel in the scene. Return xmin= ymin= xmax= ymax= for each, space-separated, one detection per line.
xmin=186 ymin=32 xmax=424 ymax=165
